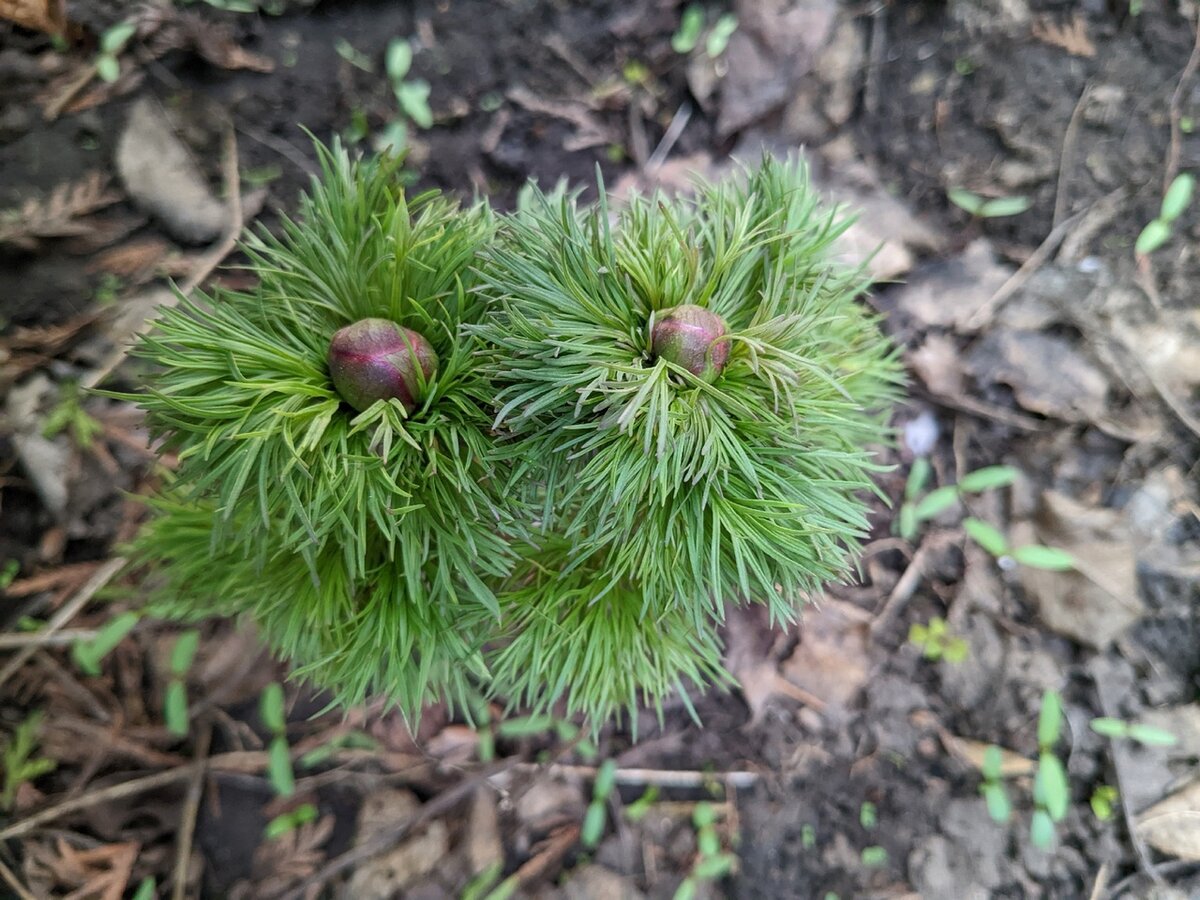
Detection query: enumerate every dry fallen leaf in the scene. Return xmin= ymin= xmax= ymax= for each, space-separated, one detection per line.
xmin=939 ymin=733 xmax=1036 ymax=777
xmin=0 ymin=173 xmax=121 ymax=251
xmin=1031 ymin=14 xmax=1096 ymax=58
xmin=0 ymin=0 xmax=65 ymax=35
xmin=781 ymin=600 xmax=871 ymax=709
xmin=1137 ymin=780 xmax=1200 ymax=862
xmin=910 ymin=334 xmax=968 ymax=398
xmin=1013 ymin=491 xmax=1143 ymax=648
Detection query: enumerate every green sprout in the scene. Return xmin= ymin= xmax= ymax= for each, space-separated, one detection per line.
xmin=898 ymin=463 xmax=1018 ymax=540
xmin=335 ymin=38 xmax=374 ymax=73
xmin=581 ymin=759 xmax=617 ymax=849
xmin=0 ymin=559 xmax=19 ymax=591
xmin=1 ymin=712 xmax=57 ymax=810
xmin=95 ymin=19 xmax=136 ymax=83
xmin=1090 ymin=785 xmax=1118 ymax=822
xmin=131 ymin=878 xmax=157 ymax=900
xmin=672 ymin=5 xmax=738 ymax=58
xmin=1031 ymin=690 xmax=1068 ymax=850
xmin=379 ymin=37 xmax=433 ymax=153
xmin=947 ymin=189 xmax=1031 ymax=219
xmin=72 ymin=611 xmax=140 ymax=676
xmin=674 ymin=802 xmax=736 ymax=900
xmin=1135 ymin=173 xmax=1194 ymax=256
xmin=261 ymin=682 xmax=295 ymax=800
xmin=43 ymin=381 xmax=103 ymax=450
xmin=1089 ymin=717 xmax=1178 ymax=747
xmin=979 ymin=745 xmax=1012 ymax=823
xmin=164 ymin=630 xmax=200 ymax=737
xmin=907 ymin=617 xmax=968 ymax=663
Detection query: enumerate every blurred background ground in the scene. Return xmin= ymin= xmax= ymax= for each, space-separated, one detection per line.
xmin=2 ymin=0 xmax=1200 ymax=897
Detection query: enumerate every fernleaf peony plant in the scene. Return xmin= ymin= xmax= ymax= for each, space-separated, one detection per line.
xmin=126 ymin=142 xmax=900 ymax=729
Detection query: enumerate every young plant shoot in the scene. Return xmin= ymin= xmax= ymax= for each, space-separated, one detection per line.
xmin=127 ymin=144 xmax=899 ymax=728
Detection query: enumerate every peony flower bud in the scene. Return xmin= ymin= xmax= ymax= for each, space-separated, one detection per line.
xmin=328 ymin=318 xmax=439 ymax=413
xmin=651 ymin=304 xmax=729 ymax=381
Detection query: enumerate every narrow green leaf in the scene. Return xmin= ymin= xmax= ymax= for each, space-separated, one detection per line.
xmin=947 ymin=188 xmax=985 ymax=216
xmin=979 ymin=195 xmax=1031 ymax=218
xmin=131 ymin=878 xmax=157 ymax=900
xmin=386 ymin=39 xmax=413 ymax=82
xmin=1030 ymin=809 xmax=1055 ymax=849
xmin=95 ymin=54 xmax=120 ymax=83
xmin=697 ymin=825 xmax=721 ymax=857
xmin=963 ymin=518 xmax=1008 ymax=556
xmin=170 ymin=630 xmax=200 ymax=675
xmin=1038 ymin=753 xmax=1069 ymax=821
xmin=593 ymin=758 xmax=617 ymax=800
xmin=705 ymin=14 xmax=738 ymax=58
xmin=905 ymin=457 xmax=931 ymax=501
xmin=100 ymin=20 xmax=137 ymax=54
xmin=671 ymin=5 xmax=705 ymax=54
xmin=260 ymin=682 xmax=286 ymax=733
xmin=164 ymin=680 xmax=189 ymax=737
xmin=1127 ymin=724 xmax=1179 ymax=747
xmin=1037 ymin=690 xmax=1062 ymax=748
xmin=460 ymin=862 xmax=503 ymax=900
xmin=1012 ymin=545 xmax=1075 ymax=571
xmin=958 ymin=465 xmax=1019 ymax=493
xmin=72 ymin=612 xmax=139 ymax=676
xmin=1135 ymin=219 xmax=1171 ymax=255
xmin=694 ymin=852 xmax=735 ymax=879
xmin=264 ymin=810 xmax=297 ymax=840
xmin=495 ymin=714 xmax=555 ymax=739
xmin=396 ymin=79 xmax=433 ymax=129
xmin=1161 ymin=173 xmax=1195 ymax=222
xmin=673 ymin=876 xmax=698 ymax=900
xmin=860 ymin=845 xmax=888 ymax=867
xmin=581 ymin=799 xmax=607 ymax=848
xmin=913 ymin=485 xmax=960 ymax=521
xmin=483 ymin=876 xmax=520 ymax=900
xmin=1089 ymin=717 xmax=1129 ymax=739
xmin=981 ymin=745 xmax=1003 ymax=780
xmin=898 ymin=504 xmax=917 ymax=541
xmin=982 ymin=783 xmax=1011 ymax=823
xmin=692 ymin=801 xmax=716 ymax=828
xmin=268 ymin=735 xmax=295 ymax=797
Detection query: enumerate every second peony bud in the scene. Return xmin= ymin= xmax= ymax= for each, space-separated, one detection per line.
xmin=651 ymin=304 xmax=730 ymax=382
xmin=328 ymin=318 xmax=439 ymax=413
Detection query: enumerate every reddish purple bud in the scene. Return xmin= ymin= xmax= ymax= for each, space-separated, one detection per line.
xmin=651 ymin=304 xmax=730 ymax=381
xmin=327 ymin=318 xmax=438 ymax=413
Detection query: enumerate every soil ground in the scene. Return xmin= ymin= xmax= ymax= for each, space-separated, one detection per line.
xmin=2 ymin=1 xmax=1200 ymax=898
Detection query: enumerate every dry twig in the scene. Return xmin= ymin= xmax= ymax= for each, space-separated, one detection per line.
xmin=172 ymin=721 xmax=212 ymax=900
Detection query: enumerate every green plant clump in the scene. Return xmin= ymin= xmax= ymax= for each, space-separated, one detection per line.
xmin=124 ymin=142 xmax=900 ymax=728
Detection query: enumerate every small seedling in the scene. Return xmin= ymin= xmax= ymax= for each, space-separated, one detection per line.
xmin=947 ymin=188 xmax=1031 ymax=219
xmin=674 ymin=802 xmax=736 ymax=900
xmin=671 ymin=5 xmax=738 ymax=58
xmin=95 ymin=19 xmax=136 ymax=83
xmin=581 ymin=759 xmax=617 ymax=849
xmin=72 ymin=611 xmax=140 ymax=675
xmin=264 ymin=802 xmax=318 ymax=839
xmin=859 ymin=801 xmax=877 ymax=829
xmin=299 ymin=730 xmax=381 ymax=767
xmin=1090 ymin=785 xmax=1118 ymax=822
xmin=335 ymin=38 xmax=374 ymax=73
xmin=0 ymin=559 xmax=19 ymax=590
xmin=898 ymin=462 xmax=1017 ymax=540
xmin=1089 ymin=717 xmax=1178 ymax=747
xmin=860 ymin=845 xmax=888 ymax=868
xmin=164 ymin=630 xmax=200 ymax=737
xmin=624 ymin=784 xmax=660 ymax=822
xmin=979 ymin=745 xmax=1012 ymax=823
xmin=260 ymin=683 xmax=295 ymax=803
xmin=1135 ymin=173 xmax=1194 ymax=256
xmin=131 ymin=878 xmax=157 ymax=900
xmin=380 ymin=37 xmax=432 ymax=152
xmin=908 ymin=617 xmax=969 ymax=663
xmin=1 ymin=712 xmax=57 ymax=810
xmin=43 ymin=382 xmax=103 ymax=450
xmin=1031 ymin=690 xmax=1068 ymax=850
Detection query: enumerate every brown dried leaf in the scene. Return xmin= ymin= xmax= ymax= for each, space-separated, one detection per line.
xmin=252 ymin=815 xmax=334 ymax=896
xmin=24 ymin=839 xmax=138 ymax=900
xmin=87 ymin=238 xmax=172 ymax=281
xmin=0 ymin=173 xmax=120 ymax=250
xmin=1031 ymin=14 xmax=1096 ymax=58
xmin=0 ymin=0 xmax=65 ymax=35
xmin=1137 ymin=780 xmax=1200 ymax=861
xmin=910 ymin=334 xmax=967 ymax=398
xmin=1013 ymin=491 xmax=1143 ymax=648
xmin=780 ymin=600 xmax=871 ymax=709
xmin=940 ymin=734 xmax=1036 ymax=777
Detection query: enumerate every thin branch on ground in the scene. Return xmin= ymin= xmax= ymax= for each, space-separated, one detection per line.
xmin=518 ymin=763 xmax=761 ymax=790
xmin=871 ymin=531 xmax=958 ymax=637
xmin=1053 ymin=82 xmax=1091 ymax=229
xmin=278 ymin=758 xmax=520 ymax=900
xmin=1165 ymin=12 xmax=1200 ymax=194
xmin=172 ymin=720 xmax=212 ymax=900
xmin=0 ymin=629 xmax=99 ymax=650
xmin=0 ymin=557 xmax=125 ymax=692
xmin=0 ymin=856 xmax=37 ymax=900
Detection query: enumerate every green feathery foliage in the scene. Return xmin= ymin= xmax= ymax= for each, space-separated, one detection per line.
xmin=124 ymin=144 xmax=899 ymax=729
xmin=478 ymin=158 xmax=902 ymax=629
xmin=122 ymin=142 xmax=516 ymax=715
